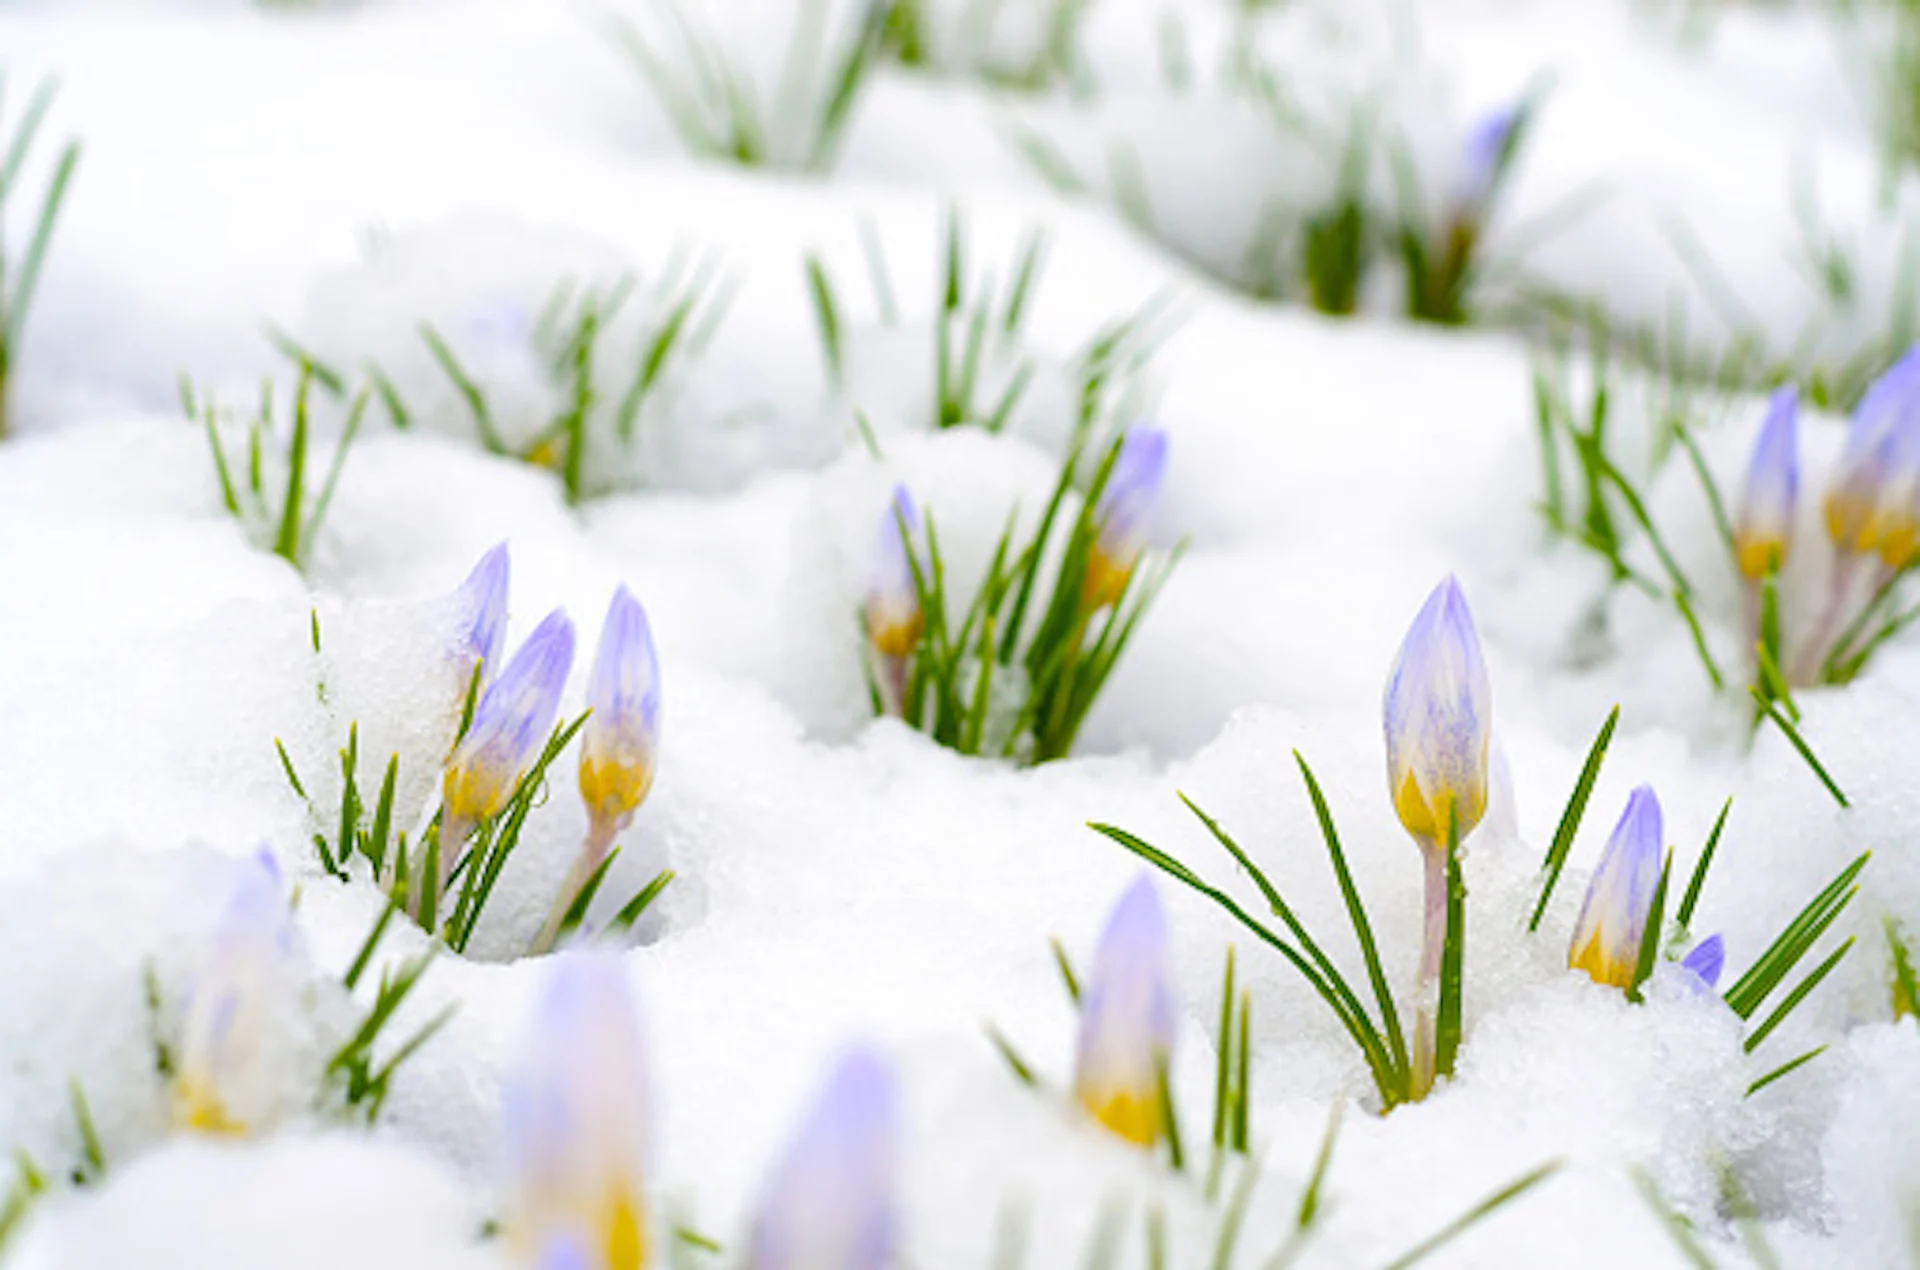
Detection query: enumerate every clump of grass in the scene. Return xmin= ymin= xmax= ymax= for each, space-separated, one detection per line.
xmin=185 ymin=360 xmax=370 ymax=573
xmin=278 ymin=717 xmax=671 ymax=957
xmin=286 ymin=258 xmax=732 ymax=506
xmin=881 ymin=0 xmax=1091 ymax=93
xmin=0 ymin=74 xmax=81 ymax=441
xmin=606 ymin=0 xmax=885 ymax=172
xmin=871 ymin=425 xmax=1182 ymax=764
xmin=806 ymin=207 xmax=1176 ymax=437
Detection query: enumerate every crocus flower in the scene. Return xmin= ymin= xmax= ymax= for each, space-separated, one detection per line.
xmin=442 ymin=609 xmax=576 ymax=860
xmin=1569 ymin=786 xmax=1665 ymax=991
xmin=1825 ymin=347 xmax=1920 ymax=568
xmin=1083 ymin=427 xmax=1169 ymax=612
xmin=454 ymin=541 xmax=512 ymax=683
xmin=1734 ymin=389 xmax=1800 ymax=579
xmin=531 ymin=589 xmax=663 ymax=953
xmin=1073 ymin=875 xmax=1175 ymax=1147
xmin=1383 ymin=576 xmax=1493 ymax=851
xmin=579 ymin=587 xmax=663 ymax=847
xmin=864 ymin=486 xmax=922 ymax=660
xmin=745 ymin=1048 xmax=897 ymax=1270
xmin=173 ymin=849 xmax=296 ymax=1136
xmin=1680 ymin=934 xmax=1725 ymax=993
xmin=503 ymin=952 xmax=652 ymax=1270
xmin=1451 ymin=106 xmax=1517 ymax=216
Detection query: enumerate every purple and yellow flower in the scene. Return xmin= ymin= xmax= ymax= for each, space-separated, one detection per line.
xmin=1083 ymin=427 xmax=1169 ymax=612
xmin=1734 ymin=388 xmax=1800 ymax=579
xmin=1452 ymin=106 xmax=1517 ymax=216
xmin=1825 ymin=347 xmax=1920 ymax=569
xmin=1679 ymin=934 xmax=1724 ymax=994
xmin=442 ymin=609 xmax=576 ymax=858
xmin=503 ymin=951 xmax=652 ymax=1270
xmin=864 ymin=486 xmax=922 ymax=661
xmin=745 ymin=1048 xmax=897 ymax=1270
xmin=579 ymin=587 xmax=662 ymax=846
xmin=454 ymin=541 xmax=512 ymax=683
xmin=1383 ymin=576 xmax=1493 ymax=851
xmin=1569 ymin=786 xmax=1664 ymax=991
xmin=173 ymin=849 xmax=296 ymax=1136
xmin=1073 ymin=875 xmax=1175 ymax=1147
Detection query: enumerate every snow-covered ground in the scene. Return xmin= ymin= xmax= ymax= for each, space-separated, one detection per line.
xmin=2 ymin=0 xmax=1919 ymax=1266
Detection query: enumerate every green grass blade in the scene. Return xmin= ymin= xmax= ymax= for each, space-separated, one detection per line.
xmin=609 ymin=868 xmax=676 ymax=934
xmin=1530 ymin=706 xmax=1620 ymax=932
xmin=1749 ymin=689 xmax=1849 ymax=807
xmin=1744 ymin=937 xmax=1853 ymax=1052
xmin=1381 ymin=1161 xmax=1562 ymax=1269
xmin=1676 ymin=798 xmax=1731 ymax=931
xmin=1746 ymin=1045 xmax=1827 ymax=1097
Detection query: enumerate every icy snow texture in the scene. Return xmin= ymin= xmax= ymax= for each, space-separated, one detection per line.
xmin=0 ymin=1 xmax=1917 ymax=1268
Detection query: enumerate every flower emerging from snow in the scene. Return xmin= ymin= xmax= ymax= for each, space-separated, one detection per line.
xmin=443 ymin=608 xmax=576 ymax=855
xmin=1569 ymin=786 xmax=1664 ymax=991
xmin=1825 ymin=347 xmax=1920 ymax=569
xmin=173 ymin=849 xmax=296 ymax=1136
xmin=503 ymin=951 xmax=653 ymax=1270
xmin=1680 ymin=934 xmax=1725 ymax=994
xmin=864 ymin=486 xmax=923 ymax=660
xmin=1452 ymin=105 xmax=1517 ymax=216
xmin=1383 ymin=576 xmax=1493 ymax=851
xmin=1083 ymin=427 xmax=1169 ymax=611
xmin=745 ymin=1047 xmax=897 ymax=1270
xmin=1073 ymin=875 xmax=1175 ymax=1147
xmin=864 ymin=486 xmax=922 ymax=719
xmin=454 ymin=541 xmax=512 ymax=684
xmin=1735 ymin=388 xmax=1800 ymax=579
xmin=579 ymin=587 xmax=662 ymax=846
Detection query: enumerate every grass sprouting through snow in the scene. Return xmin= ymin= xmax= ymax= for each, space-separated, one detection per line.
xmin=0 ymin=73 xmax=81 ymax=442
xmin=607 ymin=0 xmax=885 ymax=172
xmin=871 ymin=424 xmax=1182 ymax=763
xmin=807 ymin=206 xmax=1176 ymax=436
xmin=186 ymin=362 xmax=370 ymax=573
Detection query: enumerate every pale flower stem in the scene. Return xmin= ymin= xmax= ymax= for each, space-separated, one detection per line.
xmin=1794 ymin=552 xmax=1860 ymax=684
xmin=532 ymin=819 xmax=620 ymax=955
xmin=1412 ymin=844 xmax=1448 ymax=1099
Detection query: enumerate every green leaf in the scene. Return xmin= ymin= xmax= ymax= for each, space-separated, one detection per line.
xmin=1675 ymin=798 xmax=1731 ymax=931
xmin=1749 ymin=689 xmax=1850 ymax=808
xmin=1381 ymin=1160 xmax=1563 ymax=1269
xmin=1530 ymin=707 xmax=1619 ymax=932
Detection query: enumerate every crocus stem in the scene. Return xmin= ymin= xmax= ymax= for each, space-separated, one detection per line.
xmin=532 ymin=819 xmax=620 ymax=954
xmin=1796 ymin=552 xmax=1861 ymax=684
xmin=1818 ymin=559 xmax=1901 ymax=683
xmin=1411 ymin=844 xmax=1448 ymax=1099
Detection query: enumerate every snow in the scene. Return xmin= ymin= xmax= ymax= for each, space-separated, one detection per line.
xmin=1 ymin=0 xmax=1917 ymax=1267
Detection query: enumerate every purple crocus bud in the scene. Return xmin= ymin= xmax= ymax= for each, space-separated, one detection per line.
xmin=1383 ymin=576 xmax=1493 ymax=852
xmin=1680 ymin=934 xmax=1725 ymax=994
xmin=1073 ymin=875 xmax=1175 ymax=1147
xmin=443 ymin=609 xmax=575 ymax=851
xmin=1734 ymin=389 xmax=1800 ymax=579
xmin=746 ymin=1048 xmax=898 ymax=1270
xmin=454 ymin=541 xmax=512 ymax=681
xmin=1083 ymin=427 xmax=1169 ymax=611
xmin=1569 ymin=787 xmax=1664 ymax=991
xmin=863 ymin=486 xmax=922 ymax=660
xmin=502 ymin=951 xmax=652 ymax=1270
xmin=173 ymin=849 xmax=296 ymax=1136
xmin=579 ymin=587 xmax=662 ymax=845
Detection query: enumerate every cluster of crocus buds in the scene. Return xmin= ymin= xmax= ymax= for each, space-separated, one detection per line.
xmin=1072 ymin=875 xmax=1175 ymax=1147
xmin=1383 ymin=574 xmax=1492 ymax=1092
xmin=173 ymin=850 xmax=297 ymax=1136
xmin=433 ymin=544 xmax=666 ymax=944
xmin=503 ymin=952 xmax=654 ymax=1270
xmin=863 ymin=486 xmax=922 ymax=719
xmin=1724 ymin=348 xmax=1920 ymax=683
xmin=1082 ymin=426 xmax=1169 ymax=613
xmin=503 ymin=953 xmax=901 ymax=1270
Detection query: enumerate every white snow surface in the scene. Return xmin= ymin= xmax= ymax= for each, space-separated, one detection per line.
xmin=0 ymin=1 xmax=1916 ymax=1267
